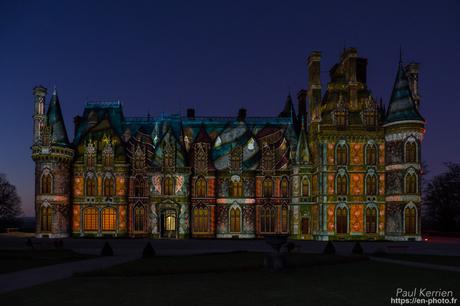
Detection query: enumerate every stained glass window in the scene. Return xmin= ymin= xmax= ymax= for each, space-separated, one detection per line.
xmin=102 ymin=208 xmax=116 ymax=231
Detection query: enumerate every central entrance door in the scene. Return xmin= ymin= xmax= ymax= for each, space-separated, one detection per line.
xmin=161 ymin=209 xmax=177 ymax=238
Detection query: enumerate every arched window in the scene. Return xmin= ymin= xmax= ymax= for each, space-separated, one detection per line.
xmin=195 ymin=177 xmax=207 ymax=197
xmin=302 ymin=177 xmax=310 ymax=197
xmin=163 ymin=144 xmax=174 ymax=168
xmin=260 ymin=206 xmax=276 ymax=233
xmin=133 ymin=204 xmax=144 ymax=232
xmin=404 ymin=206 xmax=417 ymax=235
xmin=86 ymin=175 xmax=97 ymax=196
xmin=40 ymin=206 xmax=52 ymax=232
xmin=405 ymin=173 xmax=417 ymax=194
xmin=134 ymin=176 xmax=145 ymax=197
xmin=280 ymin=177 xmax=289 ymax=198
xmin=336 ymin=144 xmax=347 ymax=165
xmin=263 ymin=177 xmax=273 ymax=197
xmin=229 ymin=207 xmax=241 ymax=233
xmin=366 ymin=144 xmax=377 ymax=165
xmin=102 ymin=207 xmax=116 ymax=231
xmin=40 ymin=173 xmax=52 ymax=194
xmin=336 ymin=207 xmax=348 ymax=234
xmin=281 ymin=206 xmax=288 ymax=232
xmin=366 ymin=174 xmax=377 ymax=196
xmin=262 ymin=145 xmax=273 ymax=171
xmin=230 ymin=147 xmax=242 ymax=171
xmin=231 ymin=180 xmax=243 ymax=197
xmin=193 ymin=206 xmax=209 ymax=233
xmin=102 ymin=145 xmax=114 ymax=167
xmin=364 ymin=110 xmax=376 ymax=128
xmin=405 ymin=141 xmax=417 ymax=163
xmin=103 ymin=176 xmax=115 ymax=197
xmin=335 ymin=110 xmax=347 ymax=128
xmin=336 ymin=174 xmax=348 ymax=195
xmin=163 ymin=177 xmax=174 ymax=195
xmin=84 ymin=207 xmax=98 ymax=231
xmin=365 ymin=207 xmax=377 ymax=233
xmin=301 ymin=217 xmax=310 ymax=235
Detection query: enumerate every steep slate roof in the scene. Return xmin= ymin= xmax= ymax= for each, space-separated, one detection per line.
xmin=385 ymin=63 xmax=425 ymax=125
xmin=47 ymin=89 xmax=70 ymax=146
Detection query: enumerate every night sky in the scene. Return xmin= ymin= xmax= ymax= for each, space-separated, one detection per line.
xmin=1 ymin=0 xmax=459 ymax=216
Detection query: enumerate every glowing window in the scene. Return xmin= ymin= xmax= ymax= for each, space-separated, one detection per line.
xmin=260 ymin=206 xmax=276 ymax=233
xmin=281 ymin=177 xmax=289 ymax=198
xmin=163 ymin=177 xmax=174 ymax=195
xmin=103 ymin=177 xmax=115 ymax=197
xmin=404 ymin=207 xmax=416 ymax=235
xmin=336 ymin=207 xmax=348 ymax=234
xmin=365 ymin=207 xmax=377 ymax=233
xmin=263 ymin=178 xmax=273 ymax=197
xmin=134 ymin=205 xmax=144 ymax=232
xmin=86 ymin=176 xmax=97 ymax=196
xmin=231 ymin=180 xmax=243 ymax=198
xmin=229 ymin=207 xmax=241 ymax=233
xmin=41 ymin=173 xmax=52 ymax=194
xmin=84 ymin=207 xmax=98 ymax=231
xmin=193 ymin=207 xmax=209 ymax=233
xmin=40 ymin=206 xmax=52 ymax=232
xmin=281 ymin=206 xmax=288 ymax=232
xmin=102 ymin=208 xmax=116 ymax=231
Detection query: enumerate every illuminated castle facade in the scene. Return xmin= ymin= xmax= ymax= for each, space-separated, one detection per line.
xmin=32 ymin=48 xmax=425 ymax=240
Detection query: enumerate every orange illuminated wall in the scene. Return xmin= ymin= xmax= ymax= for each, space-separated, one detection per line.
xmin=379 ymin=173 xmax=385 ymax=195
xmin=72 ymin=205 xmax=80 ymax=231
xmin=207 ymin=178 xmax=215 ymax=197
xmin=327 ymin=205 xmax=335 ymax=232
xmin=379 ymin=204 xmax=385 ymax=232
xmin=328 ymin=174 xmax=334 ymax=194
xmin=97 ymin=176 xmax=102 ymax=195
xmin=119 ymin=206 xmax=126 ymax=231
xmin=379 ymin=144 xmax=385 ymax=165
xmin=327 ymin=143 xmax=334 ymax=165
xmin=116 ymin=176 xmax=126 ymax=196
xmin=350 ymin=143 xmax=363 ymax=165
xmin=350 ymin=204 xmax=363 ymax=232
xmin=74 ymin=176 xmax=83 ymax=196
xmin=312 ymin=175 xmax=318 ymax=194
xmin=350 ymin=173 xmax=363 ymax=195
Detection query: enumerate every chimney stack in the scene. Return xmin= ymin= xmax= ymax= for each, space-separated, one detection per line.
xmin=307 ymin=51 xmax=322 ymax=123
xmin=238 ymin=108 xmax=247 ymax=121
xmin=187 ymin=108 xmax=195 ymax=119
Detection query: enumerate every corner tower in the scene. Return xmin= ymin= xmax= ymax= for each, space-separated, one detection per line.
xmin=32 ymin=87 xmax=74 ymax=238
xmin=383 ymin=61 xmax=425 ymax=241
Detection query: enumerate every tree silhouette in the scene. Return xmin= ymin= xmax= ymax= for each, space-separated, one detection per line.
xmin=423 ymin=163 xmax=460 ymax=232
xmin=0 ymin=174 xmax=22 ymax=229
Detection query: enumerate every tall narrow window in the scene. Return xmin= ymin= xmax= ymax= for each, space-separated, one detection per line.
xmin=281 ymin=206 xmax=288 ymax=232
xmin=263 ymin=178 xmax=273 ymax=197
xmin=229 ymin=207 xmax=241 ymax=233
xmin=86 ymin=142 xmax=96 ymax=168
xmin=405 ymin=141 xmax=417 ymax=163
xmin=134 ymin=176 xmax=145 ymax=197
xmin=336 ymin=207 xmax=348 ymax=234
xmin=404 ymin=206 xmax=416 ymax=235
xmin=260 ymin=206 xmax=275 ymax=233
xmin=231 ymin=180 xmax=243 ymax=197
xmin=280 ymin=177 xmax=289 ymax=198
xmin=406 ymin=173 xmax=417 ymax=194
xmin=163 ymin=144 xmax=174 ymax=168
xmin=134 ymin=204 xmax=144 ymax=231
xmin=102 ymin=208 xmax=116 ymax=231
xmin=40 ymin=206 xmax=52 ymax=232
xmin=194 ymin=144 xmax=208 ymax=172
xmin=262 ymin=145 xmax=273 ymax=171
xmin=163 ymin=177 xmax=174 ymax=195
xmin=230 ymin=147 xmax=242 ymax=171
xmin=335 ymin=110 xmax=347 ymax=128
xmin=365 ymin=207 xmax=377 ymax=233
xmin=41 ymin=173 xmax=52 ymax=194
xmin=86 ymin=176 xmax=97 ymax=196
xmin=302 ymin=177 xmax=310 ymax=197
xmin=301 ymin=217 xmax=310 ymax=235
xmin=84 ymin=207 xmax=98 ymax=231
xmin=102 ymin=144 xmax=114 ymax=167
xmin=336 ymin=144 xmax=347 ymax=165
xmin=366 ymin=174 xmax=377 ymax=196
xmin=134 ymin=145 xmax=145 ymax=170
xmin=336 ymin=175 xmax=348 ymax=195
xmin=364 ymin=110 xmax=376 ymax=128
xmin=195 ymin=177 xmax=207 ymax=197
xmin=193 ymin=207 xmax=209 ymax=233
xmin=103 ymin=177 xmax=115 ymax=197
xmin=366 ymin=144 xmax=377 ymax=165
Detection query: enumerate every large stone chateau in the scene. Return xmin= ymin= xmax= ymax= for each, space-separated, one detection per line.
xmin=32 ymin=48 xmax=425 ymax=240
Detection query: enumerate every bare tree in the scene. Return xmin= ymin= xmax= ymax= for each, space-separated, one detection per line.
xmin=0 ymin=174 xmax=22 ymax=229
xmin=423 ymin=163 xmax=460 ymax=232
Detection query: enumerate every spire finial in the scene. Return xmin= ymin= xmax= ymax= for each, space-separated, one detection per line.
xmin=52 ymin=85 xmax=57 ymax=96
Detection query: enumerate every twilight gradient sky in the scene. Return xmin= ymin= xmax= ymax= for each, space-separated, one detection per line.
xmin=1 ymin=0 xmax=459 ymax=216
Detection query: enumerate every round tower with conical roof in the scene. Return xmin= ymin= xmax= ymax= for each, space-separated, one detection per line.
xmin=32 ymin=86 xmax=74 ymax=238
xmin=383 ymin=61 xmax=425 ymax=241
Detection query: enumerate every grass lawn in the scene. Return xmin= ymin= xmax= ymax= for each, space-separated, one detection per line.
xmin=372 ymin=253 xmax=460 ymax=267
xmin=0 ymin=252 xmax=459 ymax=306
xmin=0 ymin=249 xmax=96 ymax=274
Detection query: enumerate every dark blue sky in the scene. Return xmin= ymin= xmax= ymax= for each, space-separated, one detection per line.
xmin=1 ymin=0 xmax=459 ymax=216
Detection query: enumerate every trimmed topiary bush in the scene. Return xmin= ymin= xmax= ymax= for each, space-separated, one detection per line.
xmin=101 ymin=242 xmax=114 ymax=256
xmin=142 ymin=242 xmax=156 ymax=258
xmin=351 ymin=241 xmax=364 ymax=255
xmin=323 ymin=240 xmax=336 ymax=255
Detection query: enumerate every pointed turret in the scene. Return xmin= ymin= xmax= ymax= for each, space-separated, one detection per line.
xmin=46 ymin=88 xmax=70 ymax=146
xmin=295 ymin=122 xmax=310 ymax=164
xmin=279 ymin=94 xmax=295 ymax=118
xmin=384 ymin=63 xmax=424 ymax=125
